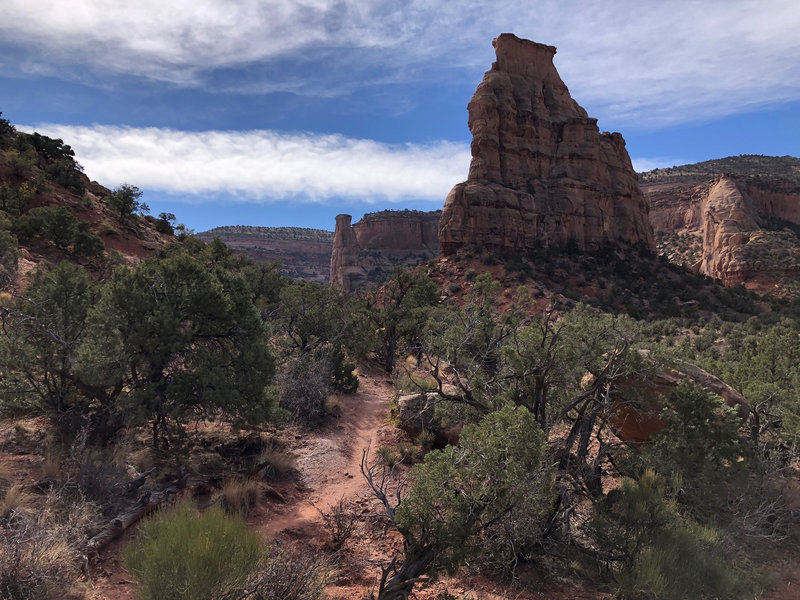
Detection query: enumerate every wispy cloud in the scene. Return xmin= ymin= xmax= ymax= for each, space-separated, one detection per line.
xmin=28 ymin=124 xmax=470 ymax=203
xmin=2 ymin=1 xmax=799 ymax=127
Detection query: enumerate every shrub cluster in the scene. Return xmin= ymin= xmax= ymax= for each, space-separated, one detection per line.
xmin=125 ymin=501 xmax=329 ymax=600
xmin=12 ymin=206 xmax=103 ymax=256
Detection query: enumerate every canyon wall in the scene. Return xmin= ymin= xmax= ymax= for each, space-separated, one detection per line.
xmin=643 ymin=159 xmax=800 ymax=295
xmin=439 ymin=33 xmax=654 ymax=256
xmin=330 ymin=210 xmax=441 ymax=292
xmin=196 ymin=226 xmax=333 ymax=283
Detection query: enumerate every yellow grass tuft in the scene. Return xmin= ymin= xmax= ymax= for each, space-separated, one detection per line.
xmin=219 ymin=478 xmax=261 ymax=516
xmin=1 ymin=483 xmax=35 ymax=517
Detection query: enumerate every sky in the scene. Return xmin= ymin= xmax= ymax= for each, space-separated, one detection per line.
xmin=1 ymin=0 xmax=799 ymax=233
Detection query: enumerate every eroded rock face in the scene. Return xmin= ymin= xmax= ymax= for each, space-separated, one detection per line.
xmin=646 ymin=171 xmax=800 ymax=294
xmin=330 ymin=210 xmax=441 ymax=292
xmin=196 ymin=226 xmax=333 ymax=284
xmin=439 ymin=33 xmax=654 ymax=256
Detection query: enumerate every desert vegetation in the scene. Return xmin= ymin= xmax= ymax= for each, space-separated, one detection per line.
xmin=639 ymin=154 xmax=800 ymax=189
xmin=0 ymin=117 xmax=797 ymax=599
xmin=1 ymin=230 xmax=799 ymax=598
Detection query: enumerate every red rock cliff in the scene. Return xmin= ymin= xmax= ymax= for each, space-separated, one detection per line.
xmin=439 ymin=33 xmax=654 ymax=256
xmin=647 ymin=174 xmax=800 ymax=294
xmin=330 ymin=210 xmax=441 ymax=292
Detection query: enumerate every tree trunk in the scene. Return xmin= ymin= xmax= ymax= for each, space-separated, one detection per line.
xmin=377 ymin=546 xmax=435 ymax=600
xmin=385 ymin=333 xmax=397 ymax=374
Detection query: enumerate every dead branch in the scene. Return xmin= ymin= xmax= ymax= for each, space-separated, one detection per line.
xmin=360 ymin=443 xmax=405 ymax=524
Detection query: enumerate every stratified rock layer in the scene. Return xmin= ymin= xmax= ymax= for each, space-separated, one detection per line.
xmin=196 ymin=226 xmax=333 ymax=283
xmin=643 ymin=155 xmax=800 ymax=295
xmin=439 ymin=33 xmax=654 ymax=256
xmin=330 ymin=210 xmax=441 ymax=292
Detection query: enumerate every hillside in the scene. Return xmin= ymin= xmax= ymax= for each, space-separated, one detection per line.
xmin=0 ymin=116 xmax=175 ymax=291
xmin=330 ymin=210 xmax=440 ymax=292
xmin=196 ymin=225 xmax=333 ymax=284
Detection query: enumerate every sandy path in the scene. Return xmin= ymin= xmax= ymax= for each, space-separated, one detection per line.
xmin=260 ymin=372 xmax=393 ymax=539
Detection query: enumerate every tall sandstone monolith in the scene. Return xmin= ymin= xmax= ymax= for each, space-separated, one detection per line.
xmin=439 ymin=33 xmax=654 ymax=255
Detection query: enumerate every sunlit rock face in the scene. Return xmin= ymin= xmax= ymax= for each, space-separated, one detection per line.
xmin=330 ymin=210 xmax=440 ymax=292
xmin=439 ymin=33 xmax=654 ymax=256
xmin=647 ymin=173 xmax=800 ymax=294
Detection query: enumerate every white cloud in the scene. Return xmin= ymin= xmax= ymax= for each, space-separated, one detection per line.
xmin=2 ymin=1 xmax=799 ymax=127
xmin=28 ymin=124 xmax=471 ymax=203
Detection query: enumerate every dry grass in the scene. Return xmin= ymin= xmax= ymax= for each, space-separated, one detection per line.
xmin=217 ymin=547 xmax=333 ymax=600
xmin=0 ymin=483 xmax=35 ymax=518
xmin=317 ymin=497 xmax=358 ymax=550
xmin=41 ymin=450 xmax=61 ymax=479
xmin=220 ymin=478 xmax=261 ymax=516
xmin=376 ymin=446 xmax=398 ymax=467
xmin=256 ymin=443 xmax=297 ymax=481
xmin=0 ymin=489 xmax=94 ymax=600
xmin=12 ymin=421 xmax=31 ymax=437
xmin=126 ymin=446 xmax=155 ymax=473
xmin=394 ymin=364 xmax=438 ymax=394
xmin=325 ymin=395 xmax=344 ymax=418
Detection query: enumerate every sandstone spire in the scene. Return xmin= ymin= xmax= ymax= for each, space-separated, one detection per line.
xmin=439 ymin=33 xmax=654 ymax=256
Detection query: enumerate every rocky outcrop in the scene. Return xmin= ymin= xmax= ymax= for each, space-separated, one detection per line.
xmin=612 ymin=361 xmax=748 ymax=443
xmin=439 ymin=33 xmax=654 ymax=256
xmin=643 ymin=156 xmax=800 ymax=295
xmin=330 ymin=210 xmax=441 ymax=292
xmin=196 ymin=226 xmax=333 ymax=283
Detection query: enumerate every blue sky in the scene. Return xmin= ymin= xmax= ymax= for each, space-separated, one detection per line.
xmin=1 ymin=0 xmax=799 ymax=232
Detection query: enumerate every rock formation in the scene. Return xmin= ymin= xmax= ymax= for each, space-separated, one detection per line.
xmin=643 ymin=155 xmax=800 ymax=295
xmin=439 ymin=33 xmax=654 ymax=256
xmin=330 ymin=210 xmax=441 ymax=292
xmin=196 ymin=226 xmax=333 ymax=284
xmin=612 ymin=361 xmax=748 ymax=443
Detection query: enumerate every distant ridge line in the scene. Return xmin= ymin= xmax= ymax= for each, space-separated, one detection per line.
xmin=198 ymin=225 xmax=333 ymax=242
xmin=639 ymin=154 xmax=800 ymax=187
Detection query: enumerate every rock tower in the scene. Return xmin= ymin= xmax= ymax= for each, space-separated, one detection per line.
xmin=439 ymin=34 xmax=654 ymax=255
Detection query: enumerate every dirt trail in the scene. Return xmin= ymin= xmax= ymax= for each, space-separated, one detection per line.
xmin=260 ymin=372 xmax=394 ymax=539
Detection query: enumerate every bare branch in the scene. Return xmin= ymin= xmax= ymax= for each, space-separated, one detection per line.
xmin=360 ymin=443 xmax=405 ymax=524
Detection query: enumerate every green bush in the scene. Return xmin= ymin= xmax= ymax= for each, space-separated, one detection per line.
xmin=0 ymin=112 xmax=14 ymax=148
xmin=155 ymin=212 xmax=175 ymax=234
xmin=330 ymin=345 xmax=359 ymax=393
xmin=13 ymin=206 xmax=78 ymax=248
xmin=13 ymin=206 xmax=79 ymax=249
xmin=0 ymin=229 xmax=18 ymax=284
xmin=4 ymin=148 xmax=36 ymax=176
xmin=0 ymin=185 xmax=28 ymax=216
xmin=593 ymin=470 xmax=744 ymax=600
xmin=27 ymin=133 xmax=76 ymax=165
xmin=46 ymin=157 xmax=84 ymax=194
xmin=73 ymin=221 xmax=104 ymax=257
xmin=107 ymin=183 xmax=148 ymax=221
xmin=644 ymin=382 xmax=749 ymax=518
xmin=619 ymin=521 xmax=743 ymax=600
xmin=277 ymin=351 xmax=333 ymax=428
xmin=124 ymin=502 xmax=262 ymax=600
